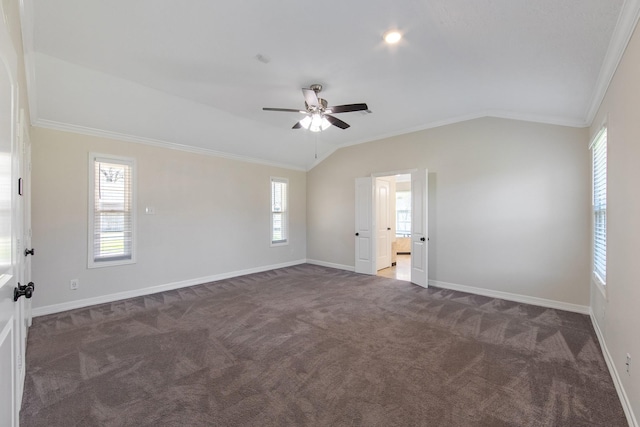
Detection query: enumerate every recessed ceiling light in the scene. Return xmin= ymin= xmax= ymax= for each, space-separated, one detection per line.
xmin=383 ymin=30 xmax=402 ymax=44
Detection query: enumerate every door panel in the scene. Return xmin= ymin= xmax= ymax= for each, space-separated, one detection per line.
xmin=376 ymin=178 xmax=391 ymax=270
xmin=0 ymin=7 xmax=26 ymax=425
xmin=355 ymin=177 xmax=374 ymax=274
xmin=411 ymin=169 xmax=428 ymax=288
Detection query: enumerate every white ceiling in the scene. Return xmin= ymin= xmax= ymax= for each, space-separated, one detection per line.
xmin=21 ymin=0 xmax=639 ymax=170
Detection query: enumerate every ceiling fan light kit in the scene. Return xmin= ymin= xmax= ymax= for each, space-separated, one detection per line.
xmin=299 ymin=114 xmax=331 ymax=132
xmin=263 ymin=84 xmax=369 ymax=132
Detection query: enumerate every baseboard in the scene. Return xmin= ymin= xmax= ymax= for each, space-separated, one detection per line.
xmin=428 ymin=280 xmax=590 ymax=314
xmin=590 ymin=310 xmax=638 ymax=427
xmin=31 ymin=259 xmax=307 ymax=317
xmin=305 ymin=259 xmax=355 ymax=272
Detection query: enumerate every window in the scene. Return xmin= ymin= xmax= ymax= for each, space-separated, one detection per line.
xmin=591 ymin=127 xmax=607 ymax=286
xmin=396 ymin=190 xmax=411 ymax=237
xmin=88 ymin=153 xmax=136 ymax=268
xmin=271 ymin=177 xmax=288 ymax=245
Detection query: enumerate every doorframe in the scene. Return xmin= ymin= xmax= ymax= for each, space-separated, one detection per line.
xmin=371 ymin=169 xmax=417 ymax=277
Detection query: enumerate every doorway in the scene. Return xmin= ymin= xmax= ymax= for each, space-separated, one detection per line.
xmin=376 ymin=174 xmax=411 ymax=280
xmin=354 ymin=169 xmax=428 ymax=287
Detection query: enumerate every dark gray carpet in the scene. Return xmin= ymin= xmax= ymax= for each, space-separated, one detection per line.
xmin=21 ymin=264 xmax=626 ymax=426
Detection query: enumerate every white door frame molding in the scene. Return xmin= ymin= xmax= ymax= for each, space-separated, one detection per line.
xmin=356 ymin=169 xmax=428 ymax=285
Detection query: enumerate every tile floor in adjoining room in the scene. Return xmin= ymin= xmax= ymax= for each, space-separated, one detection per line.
xmin=377 ymin=254 xmax=410 ymax=281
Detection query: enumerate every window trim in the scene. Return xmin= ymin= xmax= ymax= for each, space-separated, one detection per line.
xmin=590 ymin=125 xmax=607 ymax=295
xmin=88 ymin=152 xmax=137 ymax=268
xmin=270 ymin=176 xmax=289 ymax=247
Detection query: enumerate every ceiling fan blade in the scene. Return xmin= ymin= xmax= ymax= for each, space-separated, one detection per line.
xmin=302 ymin=88 xmax=319 ymax=108
xmin=292 ymin=121 xmax=303 ymax=129
xmin=263 ymin=107 xmax=305 ymax=113
xmin=325 ymin=114 xmax=350 ymax=129
xmin=326 ymin=103 xmax=369 ymax=114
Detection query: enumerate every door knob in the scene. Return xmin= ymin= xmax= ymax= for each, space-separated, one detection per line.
xmin=420 ymin=237 xmax=426 ymax=241
xmin=14 ymin=282 xmax=35 ymax=302
xmin=355 ymin=233 xmax=360 ymax=236
xmin=387 ymin=227 xmax=391 ymax=231
xmin=25 ymin=248 xmax=34 ymax=256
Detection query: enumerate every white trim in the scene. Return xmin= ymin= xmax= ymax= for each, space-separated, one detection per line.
xmin=589 ymin=122 xmax=608 ymax=149
xmin=590 ymin=310 xmax=639 ymax=427
xmin=306 ymin=259 xmax=355 ymax=272
xmin=34 ymin=119 xmax=306 ymax=172
xmin=371 ymin=169 xmax=417 ymax=178
xmin=429 ymin=280 xmax=590 ymax=314
xmin=32 ymin=259 xmax=308 ymax=317
xmin=585 ymin=0 xmax=640 ymax=125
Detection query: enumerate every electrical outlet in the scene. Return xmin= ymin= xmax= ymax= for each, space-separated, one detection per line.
xmin=626 ymin=353 xmax=631 ymax=375
xmin=70 ymin=279 xmax=79 ymax=290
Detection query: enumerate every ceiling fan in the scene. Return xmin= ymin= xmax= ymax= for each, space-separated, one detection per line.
xmin=263 ymin=84 xmax=370 ymax=132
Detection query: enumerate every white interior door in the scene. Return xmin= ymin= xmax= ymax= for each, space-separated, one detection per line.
xmin=355 ymin=177 xmax=375 ymax=274
xmin=375 ymin=178 xmax=391 ymax=271
xmin=0 ymin=7 xmax=26 ymax=426
xmin=411 ymin=169 xmax=428 ymax=287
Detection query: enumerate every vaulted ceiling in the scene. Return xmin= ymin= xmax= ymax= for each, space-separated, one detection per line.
xmin=21 ymin=1 xmax=639 ymax=170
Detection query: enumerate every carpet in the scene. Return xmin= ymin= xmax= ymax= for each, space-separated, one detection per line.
xmin=20 ymin=264 xmax=627 ymax=426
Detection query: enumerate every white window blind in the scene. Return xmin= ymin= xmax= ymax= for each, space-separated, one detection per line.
xmin=396 ymin=190 xmax=411 ymax=237
xmin=271 ymin=177 xmax=288 ymax=245
xmin=89 ymin=154 xmax=136 ymax=267
xmin=592 ymin=128 xmax=607 ymax=285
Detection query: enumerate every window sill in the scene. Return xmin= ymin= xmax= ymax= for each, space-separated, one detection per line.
xmin=270 ymin=241 xmax=289 ymax=248
xmin=88 ymin=258 xmax=136 ymax=269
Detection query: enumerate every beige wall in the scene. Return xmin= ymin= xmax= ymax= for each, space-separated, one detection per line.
xmin=308 ymin=117 xmax=591 ymax=306
xmin=590 ymin=21 xmax=640 ymax=422
xmin=31 ymin=128 xmax=306 ymax=311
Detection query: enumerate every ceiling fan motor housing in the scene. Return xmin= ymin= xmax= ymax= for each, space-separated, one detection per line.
xmin=305 ymin=98 xmax=328 ymax=112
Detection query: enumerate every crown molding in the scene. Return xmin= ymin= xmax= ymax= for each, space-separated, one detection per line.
xmin=585 ymin=0 xmax=640 ymax=125
xmin=33 ymin=119 xmax=306 ymax=172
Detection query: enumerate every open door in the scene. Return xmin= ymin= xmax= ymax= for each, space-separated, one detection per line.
xmin=411 ymin=169 xmax=428 ymax=287
xmin=0 ymin=7 xmax=28 ymax=426
xmin=355 ymin=177 xmax=375 ymax=274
